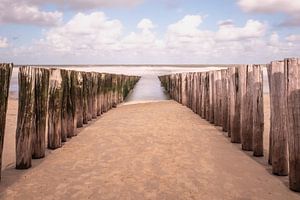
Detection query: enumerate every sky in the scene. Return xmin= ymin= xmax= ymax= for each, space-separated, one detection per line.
xmin=0 ymin=0 xmax=299 ymax=64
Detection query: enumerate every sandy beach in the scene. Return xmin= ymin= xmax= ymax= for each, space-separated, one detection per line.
xmin=0 ymin=94 xmax=299 ymax=199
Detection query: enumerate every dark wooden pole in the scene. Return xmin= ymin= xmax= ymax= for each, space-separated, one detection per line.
xmin=32 ymin=68 xmax=49 ymax=159
xmin=286 ymin=58 xmax=300 ymax=191
xmin=252 ymin=65 xmax=264 ymax=157
xmin=0 ymin=63 xmax=13 ymax=175
xmin=48 ymin=69 xmax=62 ymax=150
xmin=16 ymin=66 xmax=35 ymax=169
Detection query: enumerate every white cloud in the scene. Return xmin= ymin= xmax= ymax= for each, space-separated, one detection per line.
xmin=0 ymin=0 xmax=62 ymax=26
xmin=167 ymin=15 xmax=203 ymax=36
xmin=26 ymin=0 xmax=142 ymax=10
xmin=0 ymin=37 xmax=8 ymax=48
xmin=40 ymin=12 xmax=123 ymax=52
xmin=6 ymin=13 xmax=299 ymax=64
xmin=238 ymin=0 xmax=300 ymax=14
xmin=215 ymin=20 xmax=266 ymax=41
xmin=137 ymin=19 xmax=155 ymax=30
xmin=237 ymin=0 xmax=300 ymax=26
xmin=286 ymin=35 xmax=300 ymax=42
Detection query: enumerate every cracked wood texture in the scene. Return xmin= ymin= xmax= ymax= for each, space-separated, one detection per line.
xmin=0 ymin=63 xmax=13 ymax=177
xmin=286 ymin=58 xmax=300 ymax=192
xmin=32 ymin=68 xmax=49 ymax=159
xmin=16 ymin=66 xmax=35 ymax=169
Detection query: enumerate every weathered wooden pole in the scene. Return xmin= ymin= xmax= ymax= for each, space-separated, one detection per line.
xmin=0 ymin=63 xmax=13 ymax=175
xmin=200 ymin=73 xmax=205 ymax=118
xmin=214 ymin=70 xmax=222 ymax=126
xmin=192 ymin=73 xmax=197 ymax=112
xmin=221 ymin=69 xmax=229 ymax=132
xmin=267 ymin=64 xmax=273 ymax=165
xmin=285 ymin=58 xmax=300 ymax=191
xmin=229 ymin=67 xmax=241 ymax=143
xmin=92 ymin=72 xmax=98 ymax=118
xmin=97 ymin=73 xmax=103 ymax=116
xmin=82 ymin=72 xmax=89 ymax=124
xmin=16 ymin=66 xmax=35 ymax=169
xmin=32 ymin=68 xmax=49 ymax=159
xmin=268 ymin=61 xmax=288 ymax=175
xmin=252 ymin=65 xmax=264 ymax=157
xmin=87 ymin=72 xmax=93 ymax=121
xmin=209 ymin=71 xmax=214 ymax=123
xmin=69 ymin=70 xmax=78 ymax=136
xmin=48 ymin=69 xmax=62 ymax=150
xmin=74 ymin=71 xmax=83 ymax=128
xmin=181 ymin=73 xmax=187 ymax=106
xmin=61 ymin=69 xmax=69 ymax=142
xmin=205 ymin=72 xmax=210 ymax=120
xmin=240 ymin=65 xmax=254 ymax=151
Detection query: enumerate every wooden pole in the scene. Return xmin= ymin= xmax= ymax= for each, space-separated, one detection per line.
xmin=240 ymin=65 xmax=254 ymax=151
xmin=60 ymin=69 xmax=69 ymax=142
xmin=221 ymin=69 xmax=229 ymax=132
xmin=181 ymin=73 xmax=187 ymax=106
xmin=74 ymin=71 xmax=83 ymax=128
xmin=0 ymin=63 xmax=13 ymax=175
xmin=205 ymin=72 xmax=210 ymax=120
xmin=69 ymin=70 xmax=77 ymax=136
xmin=16 ymin=66 xmax=35 ymax=169
xmin=285 ymin=58 xmax=300 ymax=191
xmin=48 ymin=69 xmax=62 ymax=150
xmin=229 ymin=67 xmax=241 ymax=143
xmin=268 ymin=61 xmax=288 ymax=175
xmin=267 ymin=64 xmax=273 ymax=165
xmin=214 ymin=70 xmax=222 ymax=126
xmin=32 ymin=68 xmax=49 ymax=159
xmin=82 ymin=72 xmax=89 ymax=124
xmin=209 ymin=71 xmax=214 ymax=123
xmin=97 ymin=73 xmax=102 ymax=116
xmin=252 ymin=65 xmax=264 ymax=157
xmin=91 ymin=72 xmax=98 ymax=118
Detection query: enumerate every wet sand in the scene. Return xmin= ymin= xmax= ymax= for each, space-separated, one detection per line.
xmin=0 ymin=96 xmax=299 ymax=199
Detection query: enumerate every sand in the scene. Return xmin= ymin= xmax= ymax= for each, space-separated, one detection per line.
xmin=0 ymin=96 xmax=299 ymax=199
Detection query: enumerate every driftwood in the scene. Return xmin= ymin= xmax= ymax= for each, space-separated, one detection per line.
xmin=286 ymin=58 xmax=300 ymax=191
xmin=252 ymin=65 xmax=264 ymax=157
xmin=0 ymin=63 xmax=13 ymax=175
xmin=16 ymin=66 xmax=35 ymax=169
xmin=48 ymin=69 xmax=62 ymax=149
xmin=32 ymin=68 xmax=49 ymax=159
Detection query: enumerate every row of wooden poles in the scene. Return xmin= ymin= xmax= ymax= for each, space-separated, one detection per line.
xmin=0 ymin=64 xmax=140 ymax=179
xmin=158 ymin=58 xmax=300 ymax=192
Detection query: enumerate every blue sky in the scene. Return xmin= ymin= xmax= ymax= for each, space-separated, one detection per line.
xmin=0 ymin=0 xmax=299 ymax=64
